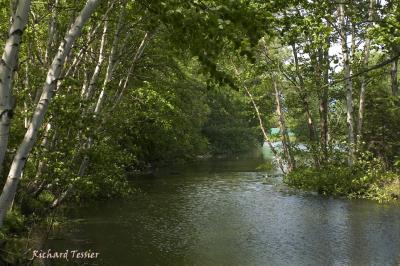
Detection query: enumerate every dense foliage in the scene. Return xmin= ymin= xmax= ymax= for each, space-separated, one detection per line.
xmin=0 ymin=0 xmax=399 ymax=263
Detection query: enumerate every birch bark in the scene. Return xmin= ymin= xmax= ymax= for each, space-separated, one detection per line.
xmin=0 ymin=0 xmax=31 ymax=171
xmin=357 ymin=0 xmax=374 ymax=145
xmin=52 ymin=7 xmax=126 ymax=207
xmin=243 ymin=85 xmax=286 ymax=174
xmin=319 ymin=43 xmax=330 ymax=160
xmin=274 ymin=80 xmax=295 ymax=172
xmin=76 ymin=7 xmax=125 ymax=179
xmin=82 ymin=20 xmax=108 ymax=100
xmin=94 ymin=7 xmax=125 ymax=113
xmin=114 ymin=31 xmax=152 ymax=107
xmin=0 ymin=0 xmax=101 ymax=227
xmin=292 ymin=45 xmax=317 ymax=138
xmin=338 ymin=3 xmax=355 ymax=166
xmin=391 ymin=50 xmax=399 ymax=97
xmin=45 ymin=0 xmax=59 ymax=64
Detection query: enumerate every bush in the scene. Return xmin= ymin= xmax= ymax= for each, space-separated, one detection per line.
xmin=284 ymin=156 xmax=400 ymax=202
xmin=284 ymin=165 xmax=362 ymax=196
xmin=3 ymin=211 xmax=25 ymax=235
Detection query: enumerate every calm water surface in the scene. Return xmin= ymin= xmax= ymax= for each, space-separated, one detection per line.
xmin=46 ymin=154 xmax=400 ymax=266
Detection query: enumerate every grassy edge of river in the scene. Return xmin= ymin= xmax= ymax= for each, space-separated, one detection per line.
xmin=284 ymin=164 xmax=400 ymax=203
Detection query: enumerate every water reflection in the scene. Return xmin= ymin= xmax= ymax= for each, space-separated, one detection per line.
xmin=47 ymin=156 xmax=400 ymax=266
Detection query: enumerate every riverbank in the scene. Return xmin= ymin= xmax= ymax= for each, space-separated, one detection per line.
xmin=261 ymin=141 xmax=400 ymax=203
xmin=284 ymin=165 xmax=400 ymax=203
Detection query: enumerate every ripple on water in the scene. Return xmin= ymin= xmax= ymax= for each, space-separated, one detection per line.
xmin=47 ymin=159 xmax=400 ymax=266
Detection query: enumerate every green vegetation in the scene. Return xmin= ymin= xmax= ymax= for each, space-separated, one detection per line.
xmin=0 ymin=0 xmax=399 ymax=263
xmin=285 ymin=161 xmax=400 ymax=202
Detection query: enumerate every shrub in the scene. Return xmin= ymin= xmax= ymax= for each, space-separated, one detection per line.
xmin=284 ymin=156 xmax=400 ymax=202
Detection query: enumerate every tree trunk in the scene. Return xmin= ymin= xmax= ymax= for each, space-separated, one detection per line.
xmin=77 ymin=7 xmax=125 ymax=178
xmin=243 ymin=85 xmax=286 ymax=174
xmin=291 ymin=44 xmax=318 ymax=143
xmin=9 ymin=0 xmax=18 ymax=23
xmin=45 ymin=0 xmax=59 ymax=64
xmin=274 ymin=79 xmax=295 ymax=172
xmin=114 ymin=31 xmax=153 ymax=107
xmin=291 ymin=44 xmax=321 ymax=167
xmin=0 ymin=0 xmax=101 ymax=227
xmin=319 ymin=42 xmax=330 ymax=161
xmin=82 ymin=20 xmax=108 ymax=100
xmin=35 ymin=122 xmax=52 ymax=179
xmin=338 ymin=3 xmax=355 ymax=166
xmin=0 ymin=0 xmax=31 ymax=172
xmin=94 ymin=6 xmax=125 ymax=113
xmin=391 ymin=49 xmax=399 ymax=97
xmin=357 ymin=0 xmax=374 ymax=145
xmin=24 ymin=61 xmax=30 ymax=128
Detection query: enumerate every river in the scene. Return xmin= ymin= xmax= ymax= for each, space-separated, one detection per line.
xmin=45 ymin=150 xmax=400 ymax=265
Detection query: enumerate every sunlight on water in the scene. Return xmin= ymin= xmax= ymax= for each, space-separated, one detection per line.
xmin=47 ymin=154 xmax=400 ymax=266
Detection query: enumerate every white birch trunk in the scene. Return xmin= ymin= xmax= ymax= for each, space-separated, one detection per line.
xmin=94 ymin=7 xmax=125 ymax=113
xmin=9 ymin=0 xmax=18 ymax=23
xmin=63 ymin=2 xmax=117 ymax=90
xmin=113 ymin=31 xmax=152 ymax=107
xmin=77 ymin=7 xmax=125 ymax=178
xmin=338 ymin=3 xmax=355 ymax=166
xmin=45 ymin=0 xmax=59 ymax=64
xmin=357 ymin=0 xmax=374 ymax=145
xmin=24 ymin=61 xmax=30 ymax=128
xmin=0 ymin=0 xmax=31 ymax=171
xmin=292 ymin=44 xmax=321 ymax=167
xmin=391 ymin=51 xmax=399 ymax=97
xmin=243 ymin=85 xmax=286 ymax=174
xmin=82 ymin=20 xmax=108 ymax=100
xmin=0 ymin=0 xmax=101 ymax=227
xmin=274 ymin=80 xmax=295 ymax=172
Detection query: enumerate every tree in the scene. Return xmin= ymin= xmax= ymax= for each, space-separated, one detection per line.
xmin=0 ymin=0 xmax=31 ymax=172
xmin=338 ymin=2 xmax=356 ymax=166
xmin=0 ymin=0 xmax=101 ymax=227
